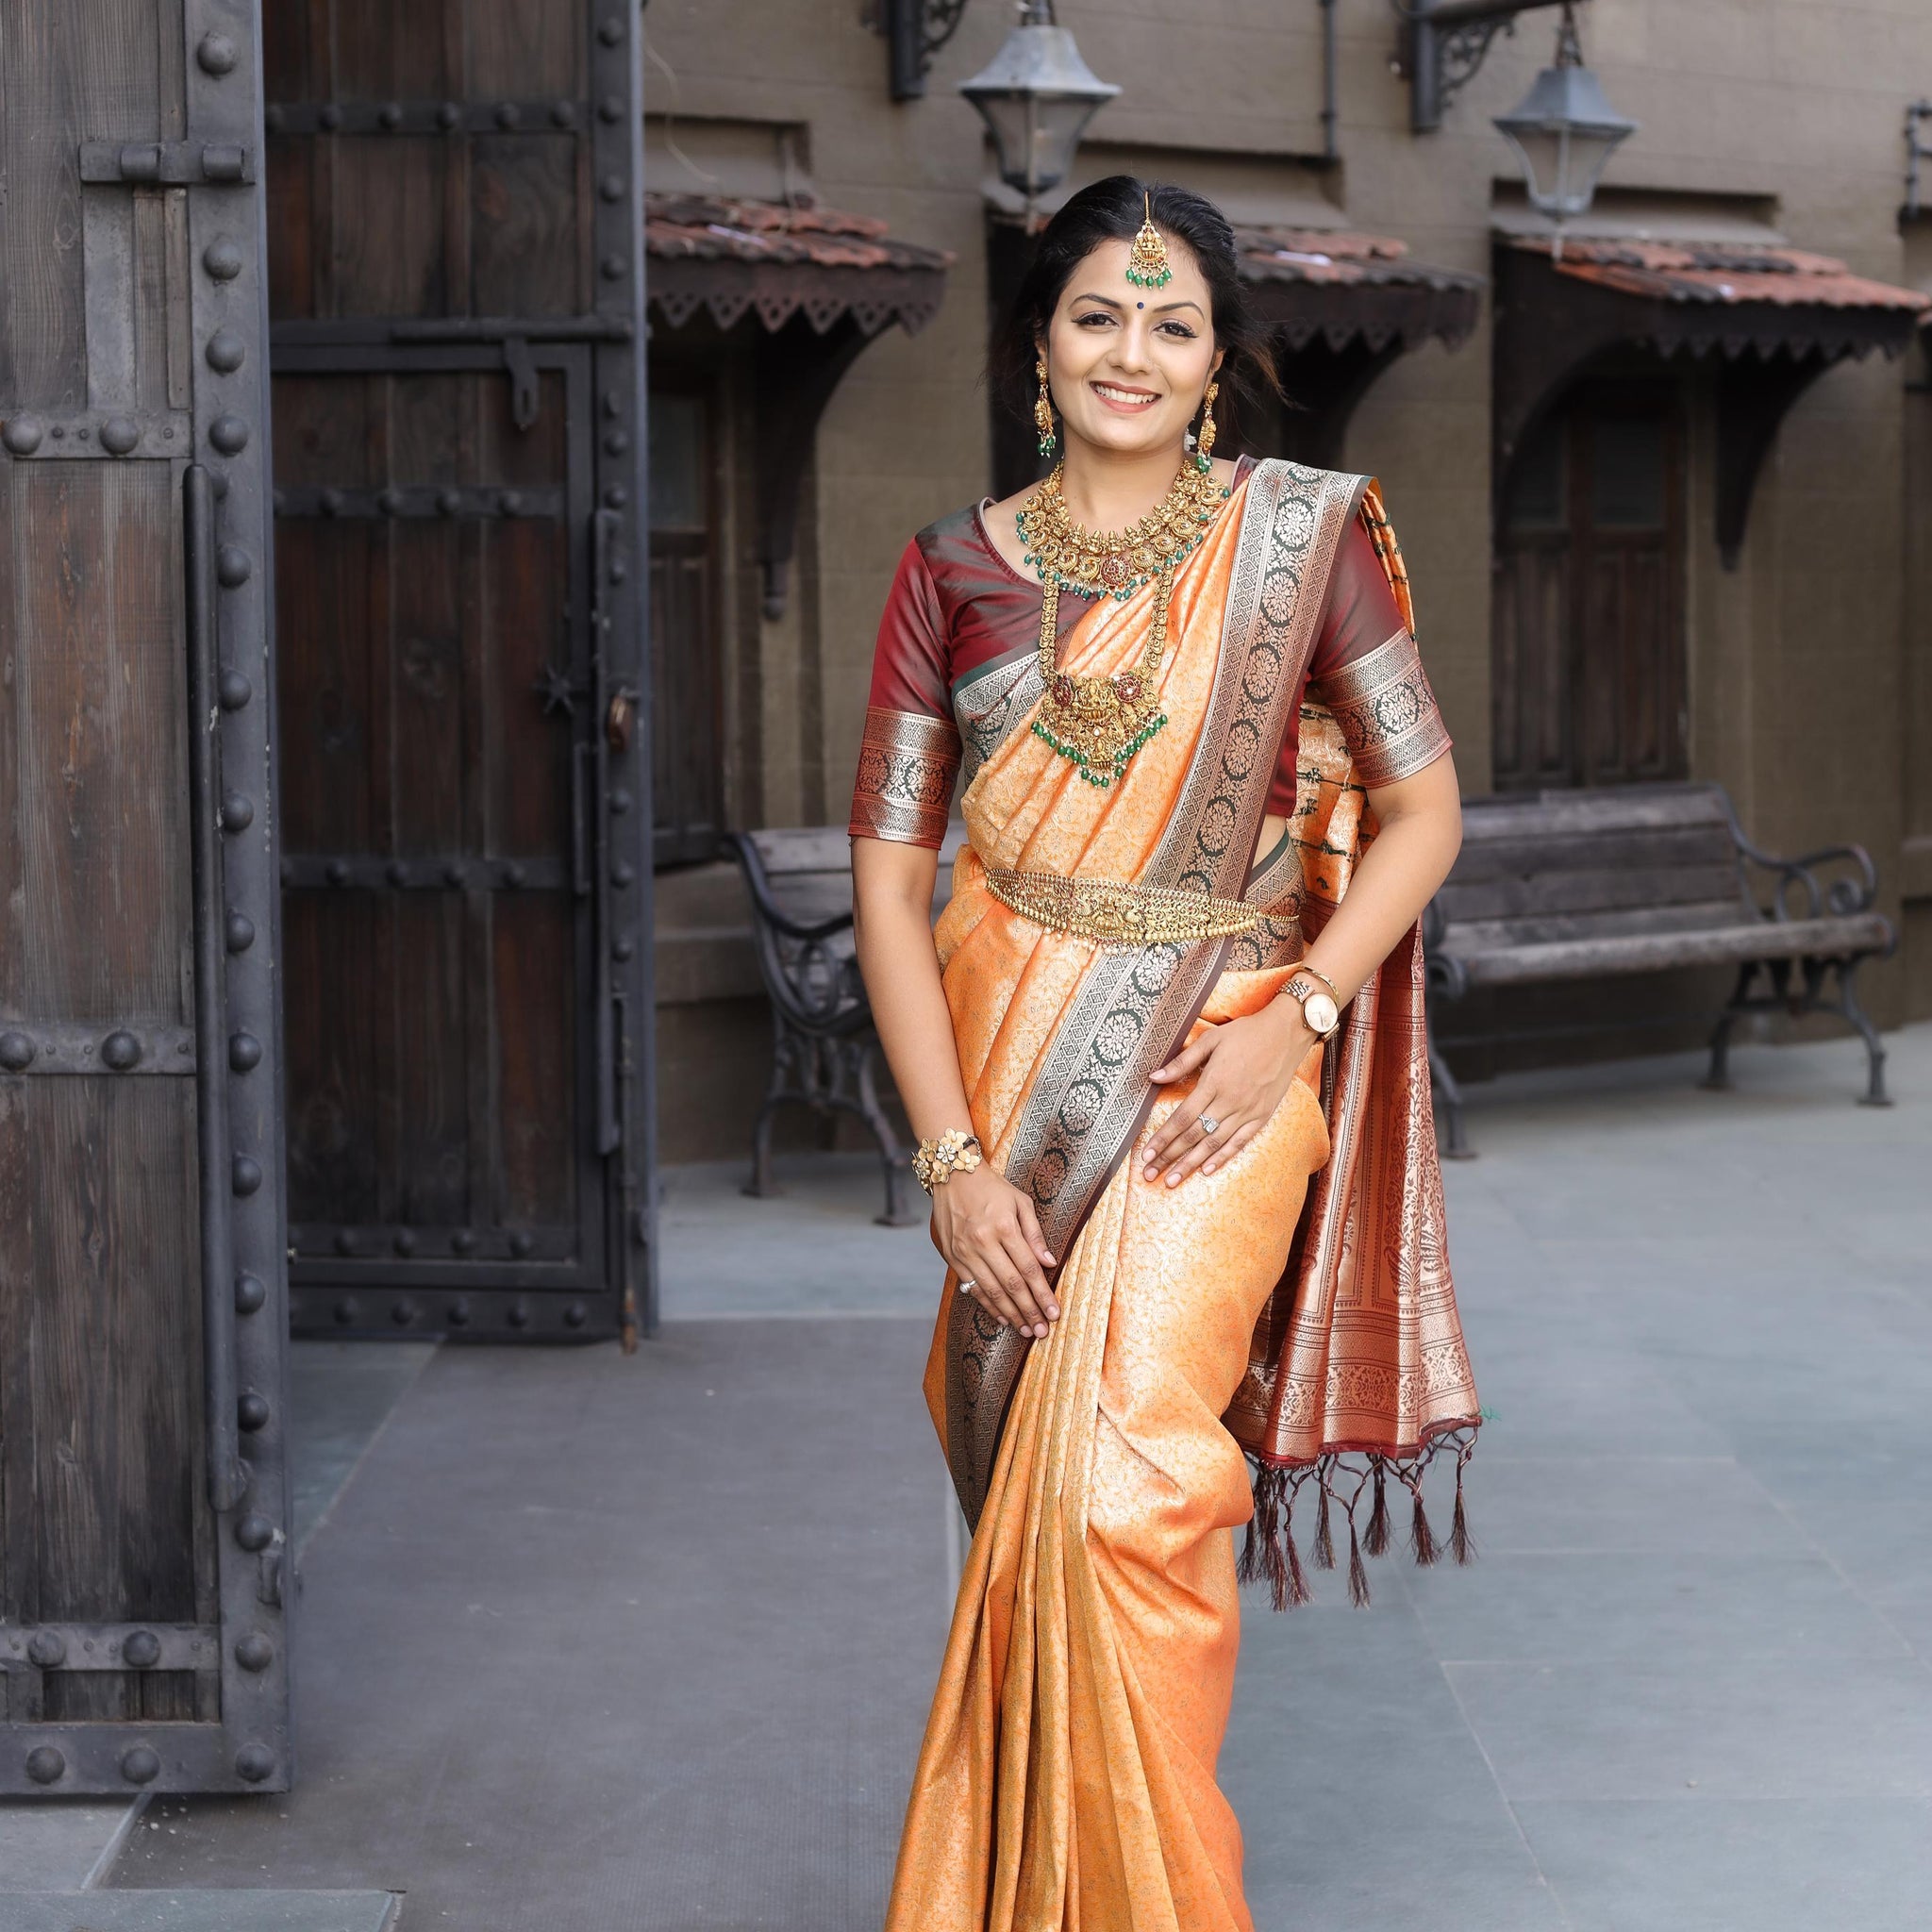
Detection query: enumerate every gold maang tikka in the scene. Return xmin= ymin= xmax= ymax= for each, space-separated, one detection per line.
xmin=1125 ymin=192 xmax=1172 ymax=290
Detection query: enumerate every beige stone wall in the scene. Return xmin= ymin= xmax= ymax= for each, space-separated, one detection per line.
xmin=646 ymin=0 xmax=1932 ymax=1158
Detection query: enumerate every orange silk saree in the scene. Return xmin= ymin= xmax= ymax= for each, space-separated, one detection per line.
xmin=884 ymin=460 xmax=1480 ymax=1932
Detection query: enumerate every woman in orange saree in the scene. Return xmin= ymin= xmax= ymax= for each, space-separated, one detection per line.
xmin=850 ymin=179 xmax=1480 ymax=1932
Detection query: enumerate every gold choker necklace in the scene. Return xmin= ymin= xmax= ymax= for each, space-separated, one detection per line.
xmin=1017 ymin=457 xmax=1229 ymax=787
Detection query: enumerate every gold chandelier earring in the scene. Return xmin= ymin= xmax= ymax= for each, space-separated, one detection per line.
xmin=1194 ymin=379 xmax=1220 ymax=466
xmin=1034 ymin=354 xmax=1057 ymax=458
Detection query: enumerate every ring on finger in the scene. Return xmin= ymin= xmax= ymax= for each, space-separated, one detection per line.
xmin=958 ymin=1277 xmax=977 ymax=1294
xmin=1198 ymin=1113 xmax=1220 ymax=1137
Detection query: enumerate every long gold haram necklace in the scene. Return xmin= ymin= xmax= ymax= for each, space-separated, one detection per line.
xmin=1018 ymin=454 xmax=1229 ymax=787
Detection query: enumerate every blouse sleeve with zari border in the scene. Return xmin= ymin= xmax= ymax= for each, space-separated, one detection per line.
xmin=847 ymin=536 xmax=963 ymax=850
xmin=1304 ymin=506 xmax=1452 ymax=790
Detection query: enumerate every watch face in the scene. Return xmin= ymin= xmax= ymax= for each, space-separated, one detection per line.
xmin=1304 ymin=991 xmax=1340 ymax=1035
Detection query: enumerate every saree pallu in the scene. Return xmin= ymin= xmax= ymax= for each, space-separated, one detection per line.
xmin=885 ymin=461 xmax=1478 ymax=1932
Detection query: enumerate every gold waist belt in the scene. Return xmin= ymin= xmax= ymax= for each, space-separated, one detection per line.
xmin=984 ymin=864 xmax=1260 ymax=951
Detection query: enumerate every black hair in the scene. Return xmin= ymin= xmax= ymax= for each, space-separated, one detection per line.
xmin=989 ymin=175 xmax=1279 ymax=430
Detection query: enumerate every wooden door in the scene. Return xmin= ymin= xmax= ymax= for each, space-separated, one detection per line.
xmin=272 ymin=355 xmax=595 ymax=1288
xmin=1493 ymin=383 xmax=1687 ymax=791
xmin=262 ymin=0 xmax=655 ymax=1341
xmin=1 ymin=0 xmax=294 ymax=1793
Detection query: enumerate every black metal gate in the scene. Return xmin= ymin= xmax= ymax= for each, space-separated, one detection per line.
xmin=262 ymin=0 xmax=655 ymax=1345
xmin=1 ymin=0 xmax=294 ymax=1793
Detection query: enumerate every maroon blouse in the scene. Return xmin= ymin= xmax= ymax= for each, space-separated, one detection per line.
xmin=850 ymin=456 xmax=1446 ymax=848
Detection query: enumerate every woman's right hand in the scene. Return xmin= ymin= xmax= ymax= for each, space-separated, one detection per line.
xmin=931 ymin=1163 xmax=1059 ymax=1339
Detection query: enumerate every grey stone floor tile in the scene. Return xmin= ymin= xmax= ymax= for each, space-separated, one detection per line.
xmin=1534 ymin=1231 xmax=1874 ymax=1300
xmin=288 ymin=1342 xmax=439 ymax=1553
xmin=0 ymin=1895 xmax=399 ymax=1932
xmin=1223 ymin=1577 xmax=1546 ymax=1902
xmin=1242 ymin=1857 xmax=1569 ymax=1932
xmin=1514 ymin=1798 xmax=1932 ymax=1932
xmin=1882 ymin=1600 xmax=1932 ymax=1661
xmin=1446 ymin=1455 xmax=1790 ymax=1557
xmin=1407 ymin=1551 xmax=1910 ymax=1663
xmin=1457 ymin=1329 xmax=1731 ymax=1457
xmin=1444 ymin=1654 xmax=1932 ymax=1800
xmin=1656 ymin=1355 xmax=1930 ymax=1445
xmin=0 ymin=1805 xmax=145 ymax=1892
xmin=1472 ymin=1171 xmax=1815 ymax=1246
xmin=1758 ymin=1494 xmax=1932 ymax=1606
xmin=659 ymin=1153 xmax=940 ymax=1319
xmin=1732 ymin=1434 xmax=1925 ymax=1504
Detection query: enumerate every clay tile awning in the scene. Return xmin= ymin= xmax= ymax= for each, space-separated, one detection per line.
xmin=1234 ymin=226 xmax=1483 ymax=355
xmin=1496 ymin=236 xmax=1932 ymax=567
xmin=1506 ymin=235 xmax=1931 ymax=358
xmin=645 ymin=192 xmax=953 ymax=339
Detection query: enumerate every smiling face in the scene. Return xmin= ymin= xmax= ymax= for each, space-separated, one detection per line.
xmin=1041 ymin=234 xmax=1224 ymax=462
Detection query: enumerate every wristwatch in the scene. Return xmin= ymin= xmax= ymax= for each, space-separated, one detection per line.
xmin=1283 ymin=971 xmax=1341 ymax=1039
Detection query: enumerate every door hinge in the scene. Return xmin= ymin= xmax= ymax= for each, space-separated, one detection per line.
xmin=80 ymin=142 xmax=257 ymax=185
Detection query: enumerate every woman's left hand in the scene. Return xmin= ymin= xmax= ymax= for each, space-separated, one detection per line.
xmin=1141 ymin=999 xmax=1314 ymax=1187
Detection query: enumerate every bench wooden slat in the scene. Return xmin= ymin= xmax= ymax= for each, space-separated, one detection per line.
xmin=1457 ymin=785 xmax=1730 ymax=841
xmin=740 ymin=823 xmax=964 ymax=930
xmin=1436 ymin=859 xmax=1746 ymax=925
xmin=746 ymin=826 xmax=854 ymax=874
xmin=1440 ymin=898 xmax=1755 ymax=955
xmin=1445 ymin=822 xmax=1738 ymax=885
xmin=749 ymin=823 xmax=967 ymax=871
xmin=1454 ymin=912 xmax=1892 ymax=986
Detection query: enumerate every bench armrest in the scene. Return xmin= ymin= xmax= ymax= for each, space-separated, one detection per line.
xmin=724 ymin=831 xmax=869 ymax=1036
xmin=725 ymin=831 xmax=858 ymax=944
xmin=1719 ymin=796 xmax=1880 ymax=922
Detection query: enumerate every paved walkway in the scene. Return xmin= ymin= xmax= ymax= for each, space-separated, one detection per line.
xmin=73 ymin=1024 xmax=1932 ymax=1926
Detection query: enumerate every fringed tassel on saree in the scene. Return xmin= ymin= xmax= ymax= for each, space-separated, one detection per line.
xmin=1234 ymin=1433 xmax=1478 ymax=1611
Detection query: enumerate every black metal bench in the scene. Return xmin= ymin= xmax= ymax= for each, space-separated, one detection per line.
xmin=727 ymin=824 xmax=965 ymax=1226
xmin=1424 ymin=783 xmax=1895 ymax=1158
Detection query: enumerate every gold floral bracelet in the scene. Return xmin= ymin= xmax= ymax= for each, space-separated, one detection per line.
xmin=913 ymin=1128 xmax=983 ymax=1193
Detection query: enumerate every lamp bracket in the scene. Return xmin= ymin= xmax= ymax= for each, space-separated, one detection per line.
xmin=1437 ymin=21 xmax=1514 ymax=114
xmin=1907 ymin=100 xmax=1932 ymax=221
xmin=1395 ymin=0 xmax=1580 ymax=133
xmin=882 ymin=0 xmax=974 ymax=101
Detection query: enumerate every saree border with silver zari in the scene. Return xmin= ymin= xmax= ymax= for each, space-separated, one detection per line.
xmin=952 ymin=645 xmax=1044 ymax=795
xmin=1309 ymin=625 xmax=1452 ymax=789
xmin=851 ymin=704 xmax=960 ymax=847
xmin=943 ymin=460 xmax=1370 ymax=1528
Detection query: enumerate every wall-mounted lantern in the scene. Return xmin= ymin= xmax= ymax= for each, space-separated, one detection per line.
xmin=958 ymin=2 xmax=1119 ymax=224
xmin=1492 ymin=4 xmax=1637 ymax=223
